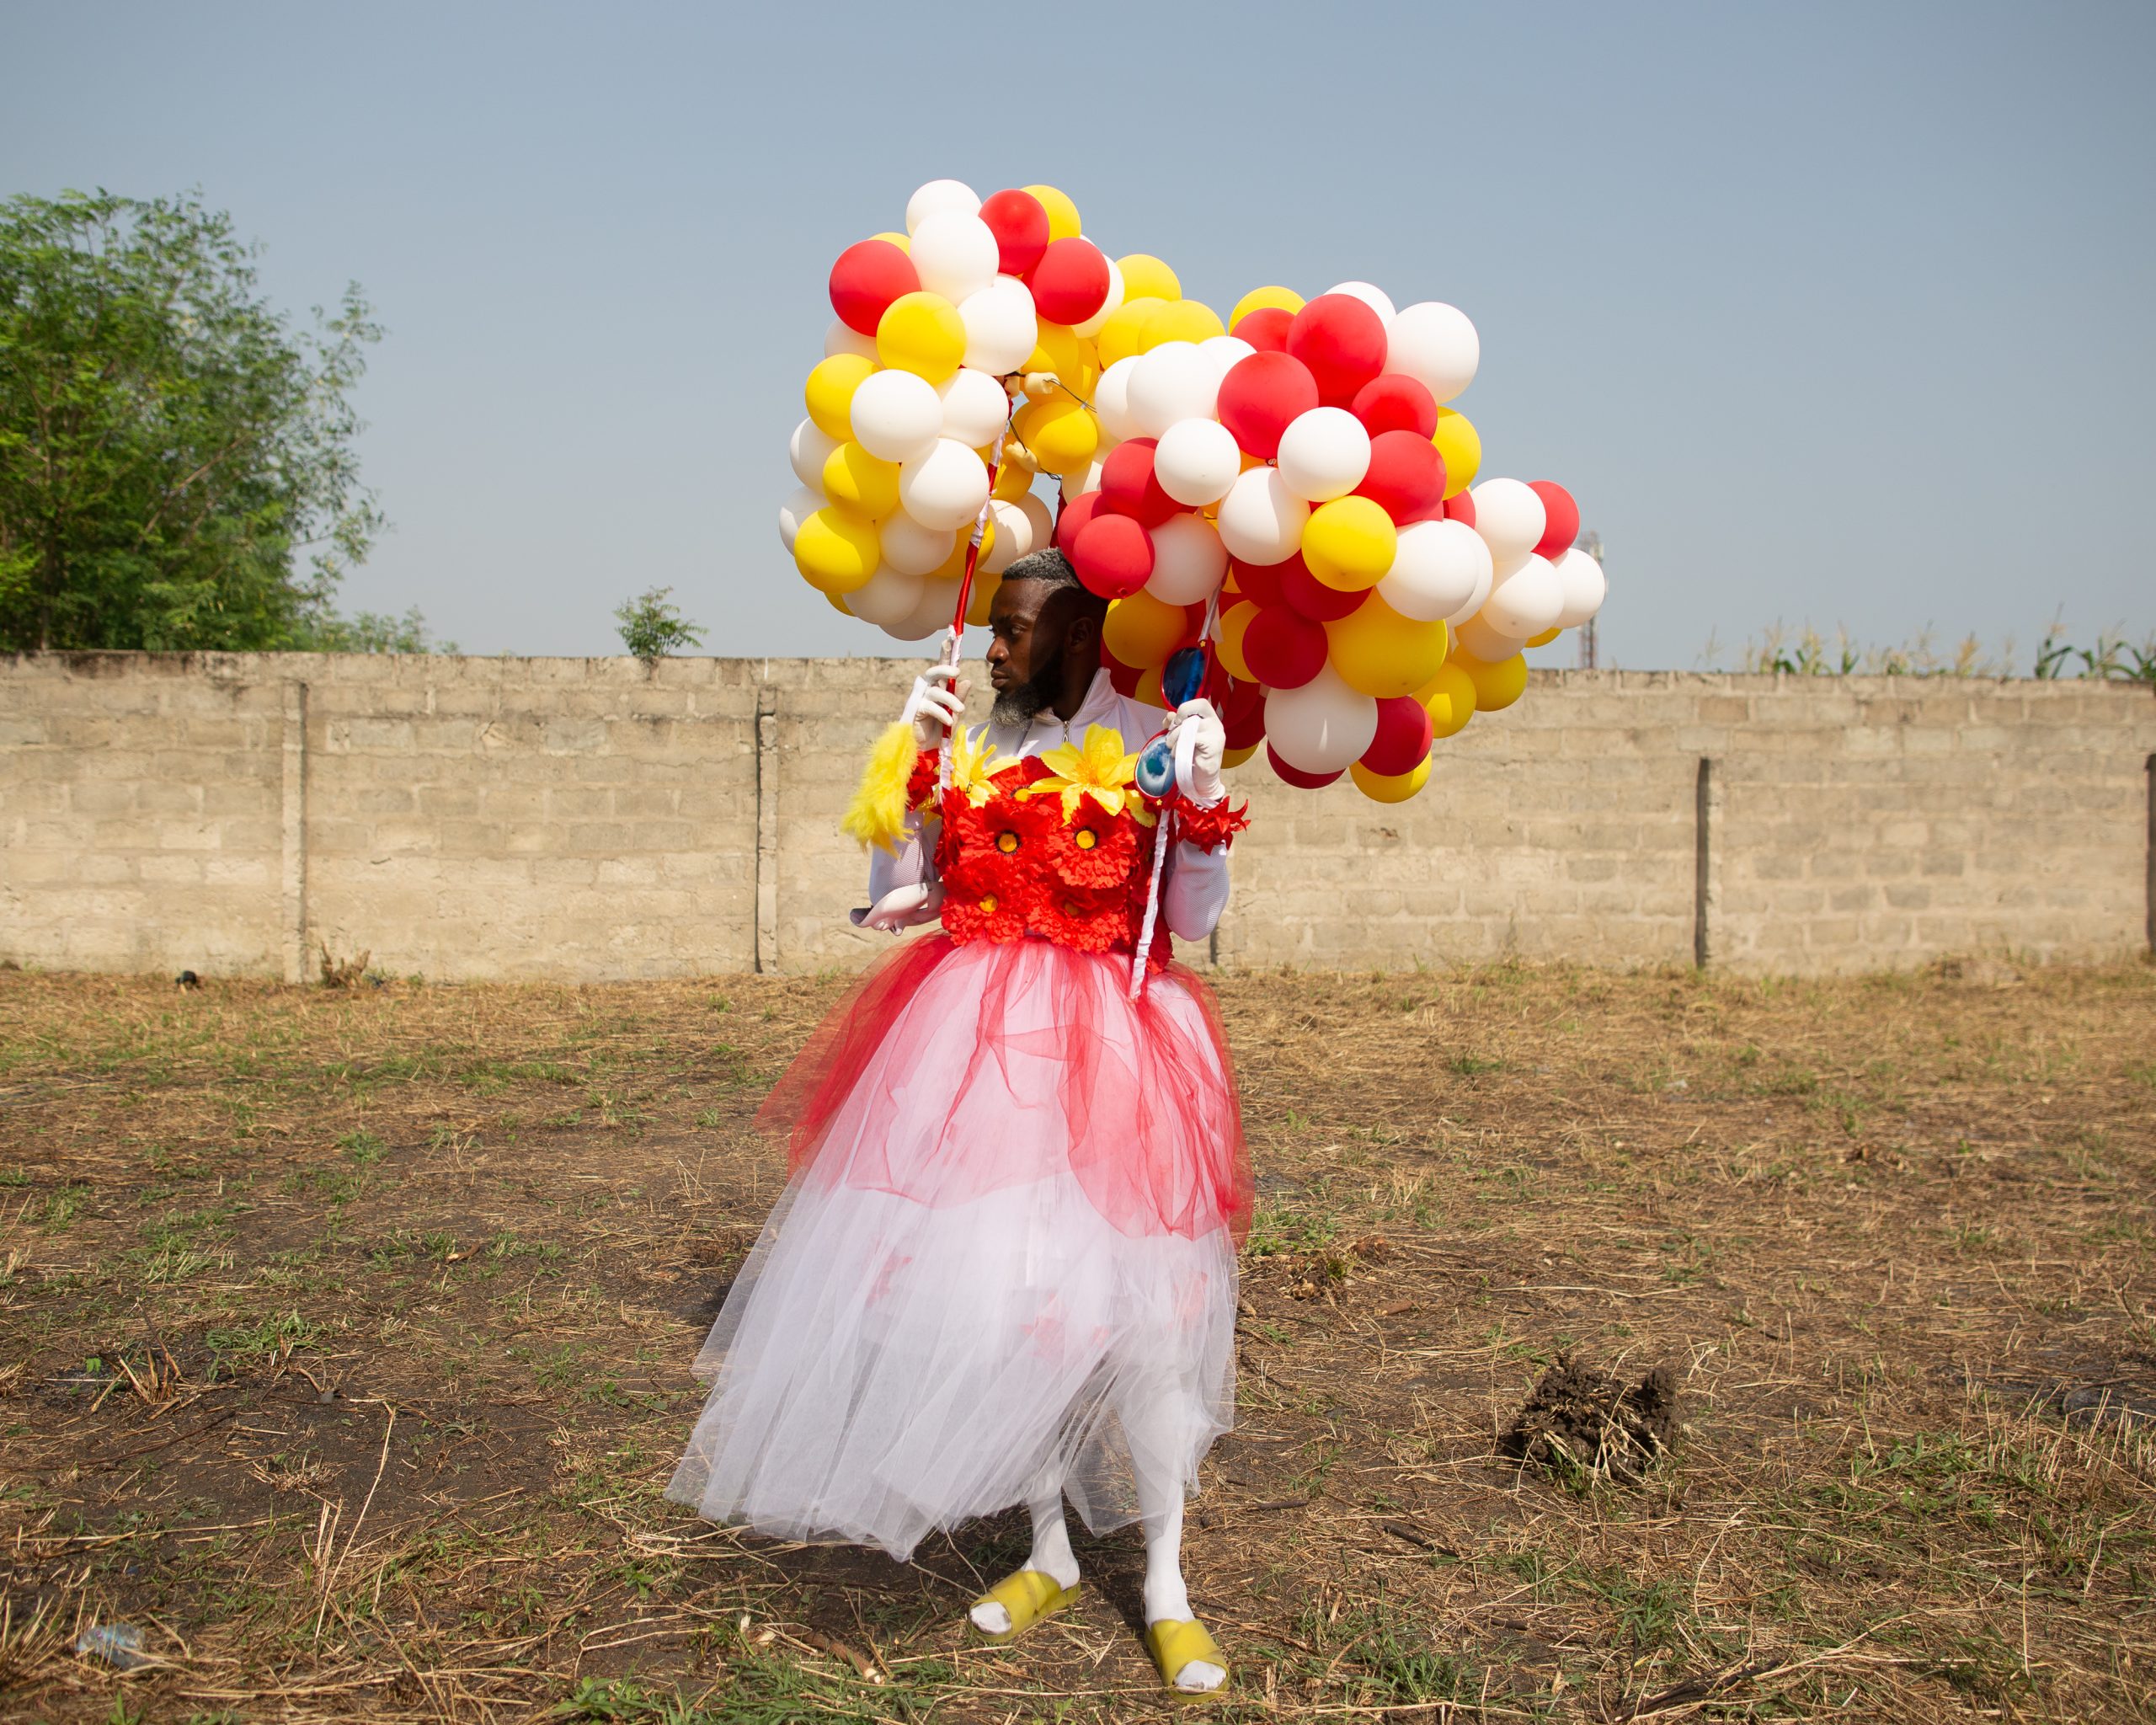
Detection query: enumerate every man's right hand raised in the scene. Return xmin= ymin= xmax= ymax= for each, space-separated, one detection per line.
xmin=903 ymin=662 xmax=970 ymax=750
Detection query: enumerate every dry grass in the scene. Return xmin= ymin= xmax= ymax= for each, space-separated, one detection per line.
xmin=1 ymin=955 xmax=2152 ymax=1722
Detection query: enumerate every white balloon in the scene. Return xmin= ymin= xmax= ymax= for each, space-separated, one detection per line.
xmin=980 ymin=498 xmax=1033 ymax=574
xmin=1275 ymin=407 xmax=1372 ymax=502
xmin=1469 ymin=478 xmax=1547 ymax=576
xmin=1444 ymin=540 xmax=1495 ymax=625
xmin=789 ymin=418 xmax=839 ymax=489
xmin=879 ymin=511 xmax=958 ymax=576
xmin=1127 ymin=342 xmax=1219 ymax=439
xmin=897 ymin=439 xmax=991 ymax=531
xmin=910 ymin=212 xmax=1000 ymax=303
xmin=1153 ymin=417 xmax=1241 ymax=506
xmin=1092 ymin=355 xmax=1145 ymax=443
xmin=1454 ymin=613 xmax=1527 ymax=662
xmin=1481 ymin=553 xmax=1564 ymax=638
xmin=1386 ymin=302 xmax=1480 ymax=404
xmin=957 ymin=275 xmax=1037 ymax=375
xmin=1326 ymin=280 xmax=1396 ymax=327
xmin=824 ymin=318 xmax=879 ymax=360
xmin=937 ymin=366 xmax=1011 ymax=448
xmin=1215 ymin=467 xmax=1310 ymax=564
xmin=1145 ymin=513 xmax=1229 ymax=605
xmin=891 ymin=573 xmax=958 ymax=639
xmin=1267 ymin=665 xmax=1380 ymax=774
xmin=1017 ymin=490 xmax=1054 ymax=550
xmin=905 ymin=178 xmax=979 ymax=233
xmin=1197 ymin=334 xmax=1255 ymax=382
xmin=778 ymin=483 xmax=823 ymax=553
xmin=1376 ymin=518 xmax=1492 ymax=622
xmin=849 ymin=370 xmax=944 ymax=464
xmin=846 ymin=564 xmax=926 ymax=628
xmin=1550 ymin=545 xmax=1608 ymax=628
xmin=1060 ymin=458 xmax=1104 ymax=503
xmin=1071 ymin=256 xmax=1124 ymax=339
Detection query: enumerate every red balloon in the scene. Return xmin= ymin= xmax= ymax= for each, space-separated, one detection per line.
xmin=1351 ymin=373 xmax=1438 ymax=439
xmin=1355 ymin=430 xmax=1448 ymax=524
xmin=1276 ymin=553 xmax=1364 ymax=622
xmin=1029 ymin=237 xmax=1112 ymax=325
xmin=1241 ymin=604 xmax=1329 ymax=689
xmin=1529 ymin=480 xmax=1580 ymax=560
xmin=1069 ymin=512 xmax=1153 ymax=599
xmin=1231 ymin=306 xmax=1294 ymax=353
xmin=1216 ymin=352 xmax=1320 ymax=461
xmin=1267 ymin=744 xmax=1342 ymax=789
xmin=1221 ymin=679 xmax=1267 ymax=747
xmin=1442 ymin=490 xmax=1477 ymax=528
xmin=1097 ymin=438 xmax=1179 ymax=527
xmin=1229 ymin=555 xmax=1285 ymax=611
xmin=1054 ymin=489 xmax=1105 ymax=551
xmin=829 ymin=239 xmax=919 ymax=337
xmin=1361 ymin=694 xmax=1434 ymax=776
xmin=979 ymin=190 xmax=1050 ymax=279
xmin=1286 ymin=293 xmax=1389 ymax=405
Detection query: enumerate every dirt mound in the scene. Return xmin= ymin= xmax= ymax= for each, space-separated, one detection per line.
xmin=1501 ymin=1355 xmax=1678 ymax=1483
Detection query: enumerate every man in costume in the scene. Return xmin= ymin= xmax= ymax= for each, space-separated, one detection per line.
xmin=670 ymin=548 xmax=1251 ymax=1697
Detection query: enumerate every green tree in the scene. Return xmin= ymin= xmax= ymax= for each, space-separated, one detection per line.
xmin=0 ymin=189 xmax=387 ymax=651
xmin=613 ymin=586 xmax=705 ymax=663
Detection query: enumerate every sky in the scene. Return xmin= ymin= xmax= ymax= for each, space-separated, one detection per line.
xmin=5 ymin=0 xmax=2153 ymax=669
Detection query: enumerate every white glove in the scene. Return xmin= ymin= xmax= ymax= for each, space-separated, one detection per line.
xmin=1172 ymin=697 xmax=1227 ymax=806
xmin=902 ymin=662 xmax=970 ymax=750
xmin=852 ymin=881 xmax=946 ymax=932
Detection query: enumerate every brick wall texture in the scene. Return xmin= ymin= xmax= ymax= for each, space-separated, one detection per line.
xmin=4 ymin=653 xmax=2151 ymax=980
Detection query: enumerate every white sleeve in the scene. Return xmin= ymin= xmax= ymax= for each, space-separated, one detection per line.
xmin=1161 ymin=836 xmax=1230 ymax=942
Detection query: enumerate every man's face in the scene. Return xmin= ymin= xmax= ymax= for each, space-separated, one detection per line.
xmin=985 ymin=578 xmax=1073 ymax=727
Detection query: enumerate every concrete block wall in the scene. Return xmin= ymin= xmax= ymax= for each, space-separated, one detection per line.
xmin=3 ymin=653 xmax=2150 ymax=980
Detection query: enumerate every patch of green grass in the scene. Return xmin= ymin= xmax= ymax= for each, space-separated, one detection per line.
xmin=205 ymin=1310 xmax=318 ymax=1360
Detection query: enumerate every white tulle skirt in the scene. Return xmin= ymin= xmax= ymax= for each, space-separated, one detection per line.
xmin=665 ymin=934 xmax=1251 ymax=1559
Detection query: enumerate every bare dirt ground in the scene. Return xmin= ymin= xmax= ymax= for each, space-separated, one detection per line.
xmin=2 ymin=957 xmax=2152 ymax=1722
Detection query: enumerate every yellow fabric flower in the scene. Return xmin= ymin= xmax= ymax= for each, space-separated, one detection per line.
xmin=947 ymin=728 xmax=1001 ymax=808
xmin=1021 ymin=724 xmax=1156 ymax=825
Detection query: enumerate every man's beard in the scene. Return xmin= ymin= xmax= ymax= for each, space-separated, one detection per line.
xmin=991 ymin=655 xmax=1062 ymax=729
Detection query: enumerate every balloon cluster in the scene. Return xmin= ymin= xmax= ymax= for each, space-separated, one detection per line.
xmin=782 ymin=179 xmax=1606 ymax=802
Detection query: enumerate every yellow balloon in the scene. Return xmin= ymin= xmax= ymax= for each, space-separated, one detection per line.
xmin=1526 ymin=626 xmax=1562 ymax=648
xmin=1149 ymin=299 xmax=1225 ymax=345
xmin=1350 ymin=757 xmax=1433 ymax=803
xmin=1134 ymin=665 xmax=1166 ymax=708
xmin=1025 ymin=320 xmax=1101 ymax=398
xmin=1103 ymin=590 xmax=1188 ymax=669
xmin=1454 ymin=649 xmax=1527 ymax=712
xmin=1326 ymin=596 xmax=1449 ymax=697
xmin=1216 ymin=600 xmax=1259 ymax=682
xmin=1432 ymin=407 xmax=1481 ymax=499
xmin=1222 ymin=743 xmax=1260 ymax=770
xmin=1118 ymin=254 xmax=1182 ymax=302
xmin=930 ymin=537 xmax=973 ymax=581
xmin=825 ymin=588 xmax=852 ymax=616
xmin=793 ymin=508 xmax=880 ymax=595
xmin=1230 ymin=285 xmax=1305 ymax=327
xmin=1097 ymin=296 xmax=1169 ymax=368
xmin=1417 ymin=661 xmax=1477 ymax=738
xmin=1011 ymin=394 xmax=1098 ymax=475
xmin=876 ymin=291 xmax=967 ymax=382
xmin=991 ymin=462 xmax=1035 ymax=502
xmin=821 ymin=441 xmax=900 ymax=519
xmin=871 ymin=230 xmax=910 ymax=254
xmin=966 ymin=573 xmax=1001 ymax=627
xmin=803 ymin=353 xmax=876 ymax=441
xmin=1302 ymin=496 xmax=1399 ymax=592
xmin=1022 ymin=184 xmax=1081 ymax=243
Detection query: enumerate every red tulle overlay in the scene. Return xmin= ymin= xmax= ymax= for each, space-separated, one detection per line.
xmin=757 ymin=934 xmax=1252 ymax=1247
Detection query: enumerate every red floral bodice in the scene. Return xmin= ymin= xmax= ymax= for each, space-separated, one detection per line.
xmin=904 ymin=725 xmax=1246 ymax=967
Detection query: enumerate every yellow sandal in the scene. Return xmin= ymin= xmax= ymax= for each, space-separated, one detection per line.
xmin=1146 ymin=1617 xmax=1230 ymax=1701
xmin=970 ymin=1568 xmax=1082 ymax=1642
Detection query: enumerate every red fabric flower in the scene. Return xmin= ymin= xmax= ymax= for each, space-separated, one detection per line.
xmin=1027 ymin=881 xmax=1127 ymax=953
xmin=1042 ymin=804 xmax=1144 ymax=890
xmin=942 ymin=881 xmax=1028 ymax=944
xmin=1170 ymin=794 xmax=1251 ymax=854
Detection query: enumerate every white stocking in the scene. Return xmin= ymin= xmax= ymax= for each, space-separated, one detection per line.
xmin=969 ymin=1479 xmax=1080 ymax=1634
xmin=1117 ymin=1376 xmax=1227 ymax=1694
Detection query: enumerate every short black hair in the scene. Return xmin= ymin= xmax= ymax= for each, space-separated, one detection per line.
xmin=1001 ymin=547 xmax=1106 ymax=618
